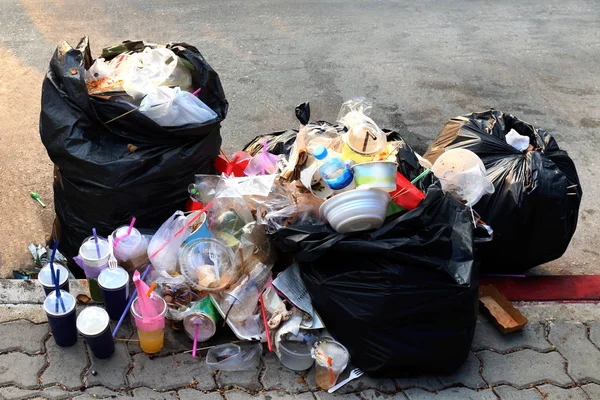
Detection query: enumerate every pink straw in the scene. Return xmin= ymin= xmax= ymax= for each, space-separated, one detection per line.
xmin=192 ymin=87 xmax=202 ymax=96
xmin=114 ymin=217 xmax=136 ymax=248
xmin=192 ymin=324 xmax=199 ymax=358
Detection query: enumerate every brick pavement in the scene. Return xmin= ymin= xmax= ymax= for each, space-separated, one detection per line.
xmin=0 ymin=316 xmax=599 ymax=399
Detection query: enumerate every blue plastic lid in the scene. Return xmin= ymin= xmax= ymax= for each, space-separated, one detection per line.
xmin=313 ymin=145 xmax=328 ymax=160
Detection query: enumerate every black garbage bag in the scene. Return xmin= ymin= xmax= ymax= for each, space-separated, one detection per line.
xmin=423 ymin=110 xmax=582 ymax=272
xmin=40 ymin=38 xmax=228 ymax=272
xmin=271 ymin=187 xmax=478 ymax=377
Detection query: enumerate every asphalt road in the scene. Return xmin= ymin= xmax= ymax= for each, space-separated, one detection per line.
xmin=0 ymin=0 xmax=599 ymax=276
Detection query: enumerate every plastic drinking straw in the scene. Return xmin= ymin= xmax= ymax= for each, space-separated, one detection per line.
xmin=54 ymin=269 xmax=66 ymax=313
xmin=133 ymin=271 xmax=158 ymax=319
xmin=92 ymin=228 xmax=101 ymax=258
xmin=258 ymin=293 xmax=273 ymax=352
xmin=146 ymin=282 xmax=157 ymax=297
xmin=49 ymin=242 xmax=58 ymax=289
xmin=192 ymin=324 xmax=199 ymax=358
xmin=411 ymin=168 xmax=431 ymax=185
xmin=327 ymin=357 xmax=335 ymax=384
xmin=192 ymin=87 xmax=202 ymax=96
xmin=112 ymin=264 xmax=152 ymax=338
xmin=114 ymin=217 xmax=136 ymax=248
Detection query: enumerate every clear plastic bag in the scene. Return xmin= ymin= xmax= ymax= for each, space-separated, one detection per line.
xmin=244 ymin=141 xmax=281 ymax=176
xmin=210 ymin=187 xmax=255 ymax=249
xmin=147 ymin=211 xmax=192 ymax=273
xmin=336 ymin=97 xmax=376 ymax=129
xmin=139 ymin=86 xmax=217 ymax=127
xmin=259 ymin=204 xmax=322 ymax=234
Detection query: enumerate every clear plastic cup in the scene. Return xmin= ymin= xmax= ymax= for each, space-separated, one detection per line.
xmin=111 ymin=226 xmax=148 ymax=268
xmin=312 ymin=339 xmax=350 ymax=390
xmin=131 ymin=293 xmax=167 ymax=354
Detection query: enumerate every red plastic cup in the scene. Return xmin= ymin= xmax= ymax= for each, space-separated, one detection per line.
xmin=390 ymin=172 xmax=425 ymax=210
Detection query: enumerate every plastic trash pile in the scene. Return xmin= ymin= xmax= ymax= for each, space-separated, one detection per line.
xmin=39 ymin=38 xmax=582 ymax=387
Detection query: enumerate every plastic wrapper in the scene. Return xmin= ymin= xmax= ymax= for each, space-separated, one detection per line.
xmin=189 ymin=174 xmax=221 ymax=205
xmin=41 ymin=38 xmax=227 ymax=270
xmin=424 ymin=110 xmax=582 ymax=272
xmin=205 ymin=342 xmax=262 ymax=371
xmin=271 ymin=186 xmax=479 ymax=376
xmin=244 ymin=141 xmax=281 ymax=176
xmin=210 ymin=187 xmax=255 ymax=249
xmin=336 ymin=97 xmax=378 ymax=130
xmin=260 ymin=204 xmax=322 ymax=234
xmin=219 ymin=262 xmax=271 ymax=323
xmin=139 ymin=86 xmax=217 ymax=126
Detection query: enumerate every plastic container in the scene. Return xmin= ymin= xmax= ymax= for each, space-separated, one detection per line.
xmin=278 ymin=339 xmax=314 ymax=371
xmin=352 ymin=161 xmax=398 ymax=192
xmin=206 ymin=342 xmax=262 ymax=371
xmin=179 ymin=238 xmax=238 ymax=292
xmin=79 ymin=236 xmax=110 ymax=302
xmin=111 ymin=226 xmax=148 ymax=267
xmin=312 ymin=339 xmax=350 ymax=390
xmin=76 ymin=306 xmax=114 ymax=359
xmin=342 ymin=122 xmax=386 ymax=162
xmin=320 ymin=189 xmax=390 ymax=233
xmin=183 ymin=296 xmax=219 ymax=342
xmin=389 ymin=172 xmax=426 ymax=211
xmin=131 ymin=293 xmax=167 ymax=354
xmin=44 ymin=290 xmax=77 ymax=347
xmin=38 ymin=263 xmax=70 ymax=296
xmin=98 ymin=267 xmax=129 ymax=320
xmin=313 ymin=145 xmax=353 ymax=191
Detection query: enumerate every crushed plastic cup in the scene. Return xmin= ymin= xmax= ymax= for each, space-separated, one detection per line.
xmin=131 ymin=293 xmax=167 ymax=354
xmin=205 ymin=342 xmax=262 ymax=371
xmin=312 ymin=339 xmax=350 ymax=390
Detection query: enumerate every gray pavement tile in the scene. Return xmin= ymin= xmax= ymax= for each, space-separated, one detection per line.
xmin=127 ymin=325 xmax=191 ymax=356
xmin=548 ymin=321 xmax=600 ymax=383
xmin=0 ymin=352 xmax=45 ymax=388
xmin=0 ymin=386 xmax=70 ymax=400
xmin=437 ymin=352 xmax=486 ymax=389
xmin=494 ymin=385 xmax=543 ymax=400
xmin=394 ymin=376 xmax=445 ymax=391
xmin=404 ymin=387 xmax=497 ymax=399
xmin=261 ymin=352 xmax=309 ymax=393
xmin=586 ymin=322 xmax=600 ymax=350
xmin=71 ymin=386 xmax=122 ymax=398
xmin=313 ymin=391 xmax=361 ymax=400
xmin=226 ymin=389 xmax=316 ymax=400
xmin=360 ymin=389 xmax=408 ymax=400
xmin=217 ymin=360 xmax=263 ymax=392
xmin=472 ymin=320 xmax=552 ymax=353
xmin=479 ymin=349 xmax=572 ymax=388
xmin=41 ymin=339 xmax=88 ymax=389
xmin=131 ymin=387 xmax=179 ymax=399
xmin=111 ymin=318 xmax=134 ymax=340
xmin=128 ymin=352 xmax=215 ymax=391
xmin=84 ymin=342 xmax=131 ymax=389
xmin=537 ymin=384 xmax=589 ymax=400
xmin=0 ymin=320 xmax=49 ymax=354
xmin=581 ymin=383 xmax=600 ymax=399
xmin=179 ymin=389 xmax=225 ymax=400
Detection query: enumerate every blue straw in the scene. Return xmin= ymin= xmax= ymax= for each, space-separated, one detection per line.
xmin=92 ymin=228 xmax=101 ymax=258
xmin=112 ymin=264 xmax=152 ymax=338
xmin=54 ymin=269 xmax=66 ymax=313
xmin=49 ymin=242 xmax=58 ymax=288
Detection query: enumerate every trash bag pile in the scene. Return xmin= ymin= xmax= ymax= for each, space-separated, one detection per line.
xmin=38 ymin=38 xmax=582 ymax=388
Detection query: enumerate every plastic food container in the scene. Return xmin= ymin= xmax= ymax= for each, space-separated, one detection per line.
xmin=352 ymin=161 xmax=398 ymax=192
xmin=342 ymin=122 xmax=386 ymax=162
xmin=278 ymin=340 xmax=314 ymax=371
xmin=320 ymin=189 xmax=390 ymax=233
xmin=179 ymin=238 xmax=238 ymax=292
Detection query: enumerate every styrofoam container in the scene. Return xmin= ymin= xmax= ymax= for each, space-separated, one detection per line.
xmin=352 ymin=161 xmax=398 ymax=192
xmin=320 ymin=189 xmax=390 ymax=233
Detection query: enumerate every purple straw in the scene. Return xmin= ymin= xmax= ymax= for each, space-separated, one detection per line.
xmin=112 ymin=264 xmax=152 ymax=338
xmin=92 ymin=228 xmax=101 ymax=258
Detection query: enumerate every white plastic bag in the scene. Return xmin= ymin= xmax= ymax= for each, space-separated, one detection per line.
xmin=505 ymin=129 xmax=530 ymax=151
xmin=147 ymin=211 xmax=193 ymax=273
xmin=139 ymin=86 xmax=217 ymax=126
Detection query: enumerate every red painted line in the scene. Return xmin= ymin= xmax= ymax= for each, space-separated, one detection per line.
xmin=480 ymin=275 xmax=600 ymax=301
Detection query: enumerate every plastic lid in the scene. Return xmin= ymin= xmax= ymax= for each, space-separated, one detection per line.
xmin=313 ymin=145 xmax=328 ymax=160
xmin=113 ymin=226 xmax=142 ymax=248
xmin=43 ymin=290 xmax=76 ymax=316
xmin=79 ymin=237 xmax=110 ymax=261
xmin=98 ymin=267 xmax=129 ymax=290
xmin=77 ymin=306 xmax=109 ymax=336
xmin=179 ymin=238 xmax=237 ymax=291
xmin=312 ymin=339 xmax=350 ymax=369
xmin=346 ymin=122 xmax=385 ymax=155
xmin=38 ymin=263 xmax=69 ymax=287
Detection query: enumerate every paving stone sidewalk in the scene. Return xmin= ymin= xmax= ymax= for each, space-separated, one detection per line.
xmin=1 ymin=281 xmax=600 ymax=399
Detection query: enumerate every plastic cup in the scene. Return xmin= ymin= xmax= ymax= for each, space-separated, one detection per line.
xmin=131 ymin=293 xmax=167 ymax=354
xmin=98 ymin=267 xmax=129 ymax=321
xmin=111 ymin=226 xmax=148 ymax=269
xmin=38 ymin=263 xmax=70 ymax=296
xmin=77 ymin=306 xmax=115 ymax=359
xmin=79 ymin=236 xmax=110 ymax=302
xmin=312 ymin=339 xmax=350 ymax=390
xmin=183 ymin=296 xmax=219 ymax=342
xmin=390 ymin=172 xmax=426 ymax=211
xmin=44 ymin=290 xmax=77 ymax=347
xmin=279 ymin=339 xmax=314 ymax=371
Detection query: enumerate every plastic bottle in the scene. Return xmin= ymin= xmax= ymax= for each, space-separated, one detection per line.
xmin=313 ymin=145 xmax=354 ymax=190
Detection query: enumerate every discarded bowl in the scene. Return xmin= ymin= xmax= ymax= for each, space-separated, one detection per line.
xmin=320 ymin=189 xmax=390 ymax=233
xmin=352 ymin=161 xmax=398 ymax=192
xmin=278 ymin=339 xmax=314 ymax=371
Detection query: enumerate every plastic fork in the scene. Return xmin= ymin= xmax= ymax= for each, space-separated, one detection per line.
xmin=328 ymin=368 xmax=363 ymax=393
xmin=107 ymin=235 xmax=118 ymax=270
